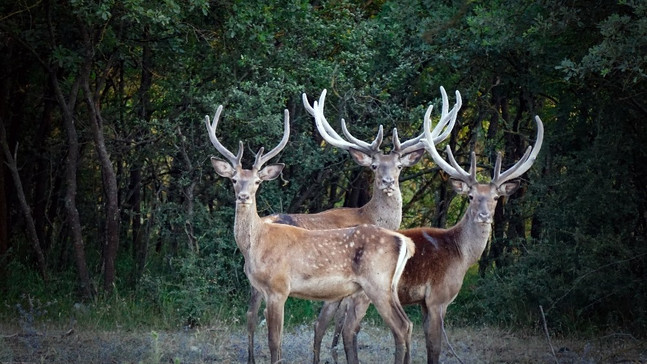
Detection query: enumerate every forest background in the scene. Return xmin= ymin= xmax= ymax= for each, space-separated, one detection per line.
xmin=0 ymin=0 xmax=646 ymax=345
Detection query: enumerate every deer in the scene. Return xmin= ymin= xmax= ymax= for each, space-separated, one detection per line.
xmin=264 ymin=87 xmax=460 ymax=230
xmin=239 ymin=87 xmax=461 ymax=364
xmin=205 ymin=105 xmax=417 ymax=364
xmin=302 ymin=88 xmax=462 ymax=364
xmin=314 ymin=112 xmax=544 ymax=364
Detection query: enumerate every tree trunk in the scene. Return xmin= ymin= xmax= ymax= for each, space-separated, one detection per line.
xmin=0 ymin=124 xmax=48 ymax=281
xmin=344 ymin=169 xmax=370 ymax=208
xmin=51 ymin=71 xmax=93 ymax=298
xmin=38 ymin=0 xmax=94 ymax=299
xmin=177 ymin=126 xmax=198 ymax=253
xmin=480 ymin=80 xmax=504 ymax=276
xmin=32 ymin=86 xmax=56 ymax=250
xmin=432 ymin=178 xmax=450 ymax=228
xmin=128 ymin=167 xmax=145 ymax=283
xmin=82 ymin=68 xmax=120 ymax=294
xmin=129 ymin=24 xmax=155 ymax=283
xmin=0 ymin=43 xmax=11 ymax=268
xmin=0 ymin=142 xmax=6 ymax=258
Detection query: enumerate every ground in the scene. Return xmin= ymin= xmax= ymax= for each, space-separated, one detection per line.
xmin=1 ymin=321 xmax=645 ymax=363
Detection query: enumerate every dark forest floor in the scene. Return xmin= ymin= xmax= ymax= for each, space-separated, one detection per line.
xmin=1 ymin=321 xmax=646 ymax=363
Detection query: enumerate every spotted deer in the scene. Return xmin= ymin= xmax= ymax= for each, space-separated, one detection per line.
xmin=314 ymin=113 xmax=544 ymax=364
xmin=205 ymin=106 xmax=416 ymax=364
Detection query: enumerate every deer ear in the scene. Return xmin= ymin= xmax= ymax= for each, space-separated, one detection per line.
xmin=400 ymin=149 xmax=425 ymax=167
xmin=348 ymin=148 xmax=373 ymax=167
xmin=450 ymin=178 xmax=470 ymax=195
xmin=211 ymin=157 xmax=235 ymax=178
xmin=258 ymin=163 xmax=285 ymax=181
xmin=497 ymin=180 xmax=520 ymax=196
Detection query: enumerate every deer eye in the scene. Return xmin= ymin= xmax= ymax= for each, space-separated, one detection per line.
xmin=397 ymin=164 xmax=403 ymax=169
xmin=468 ymin=194 xmax=474 ymax=201
xmin=255 ymin=179 xmax=261 ymax=185
xmin=371 ymin=164 xmax=378 ymax=170
xmin=493 ymin=196 xmax=500 ymax=201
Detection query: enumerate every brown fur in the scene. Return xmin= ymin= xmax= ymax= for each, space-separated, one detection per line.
xmin=397 ymin=227 xmax=463 ymax=303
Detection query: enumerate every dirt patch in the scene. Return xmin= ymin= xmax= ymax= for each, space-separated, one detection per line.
xmin=1 ymin=322 xmax=645 ymax=363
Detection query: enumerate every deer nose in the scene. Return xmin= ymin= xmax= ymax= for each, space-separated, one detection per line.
xmin=477 ymin=212 xmax=491 ymax=222
xmin=238 ymin=193 xmax=250 ymax=202
xmin=382 ymin=176 xmax=395 ymax=185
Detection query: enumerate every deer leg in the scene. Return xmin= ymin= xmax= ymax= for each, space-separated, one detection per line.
xmin=340 ymin=293 xmax=371 ymax=364
xmin=246 ymin=286 xmax=263 ymax=364
xmin=369 ymin=294 xmax=412 ymax=364
xmin=422 ymin=303 xmax=442 ymax=364
xmin=265 ymin=293 xmax=287 ymax=364
xmin=330 ymin=297 xmax=351 ymax=363
xmin=313 ymin=300 xmax=341 ymax=364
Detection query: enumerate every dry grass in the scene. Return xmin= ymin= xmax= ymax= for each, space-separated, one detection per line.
xmin=1 ymin=320 xmax=645 ymax=363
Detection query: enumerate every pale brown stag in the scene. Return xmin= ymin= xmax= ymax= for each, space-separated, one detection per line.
xmin=264 ymin=88 xmax=460 ymax=230
xmin=315 ymin=113 xmax=544 ymax=364
xmin=205 ymin=106 xmax=416 ymax=364
xmin=240 ymin=88 xmax=460 ymax=364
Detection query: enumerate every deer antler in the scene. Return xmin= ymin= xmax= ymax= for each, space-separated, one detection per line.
xmin=205 ymin=106 xmax=290 ymax=169
xmin=419 ymin=87 xmax=477 ymax=184
xmin=393 ymin=86 xmax=462 ymax=156
xmin=422 ymin=112 xmax=543 ymax=186
xmin=205 ymin=105 xmax=244 ymax=166
xmin=425 ymin=86 xmax=462 ymax=145
xmin=422 ymin=115 xmax=477 ymax=185
xmin=339 ymin=118 xmax=384 ymax=152
xmin=303 ymin=90 xmax=384 ymax=155
xmin=491 ymin=115 xmax=544 ymax=186
xmin=252 ymin=109 xmax=290 ymax=170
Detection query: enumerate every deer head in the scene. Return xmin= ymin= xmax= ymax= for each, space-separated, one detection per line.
xmin=302 ymin=88 xmax=461 ymax=197
xmin=422 ymin=113 xmax=544 ymax=224
xmin=205 ymin=105 xmax=290 ymax=207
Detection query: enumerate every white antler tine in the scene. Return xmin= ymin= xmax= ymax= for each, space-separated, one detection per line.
xmin=421 ymin=93 xmax=474 ymax=184
xmin=341 ymin=118 xmax=382 ymax=152
xmin=204 ymin=105 xmax=241 ymax=166
xmin=311 ymin=101 xmax=357 ymax=151
xmin=432 ymin=89 xmax=462 ymax=143
xmin=306 ymin=89 xmax=382 ymax=154
xmin=492 ymin=115 xmax=544 ymax=185
xmin=392 ymin=128 xmax=401 ymax=151
xmin=302 ymin=92 xmax=314 ymax=115
xmin=440 ymin=86 xmax=449 ymax=117
xmin=255 ymin=109 xmax=291 ymax=169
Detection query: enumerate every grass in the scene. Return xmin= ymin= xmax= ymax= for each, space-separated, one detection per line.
xmin=1 ymin=263 xmax=645 ymax=363
xmin=2 ymin=316 xmax=646 ymax=363
xmin=1 ymin=291 xmax=646 ymax=364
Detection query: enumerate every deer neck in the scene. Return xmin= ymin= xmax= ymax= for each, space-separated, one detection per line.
xmin=233 ymin=200 xmax=263 ymax=257
xmin=361 ymin=187 xmax=403 ymax=230
xmin=453 ymin=213 xmax=492 ymax=266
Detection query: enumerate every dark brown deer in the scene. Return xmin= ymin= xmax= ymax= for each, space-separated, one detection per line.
xmin=242 ymin=88 xmax=461 ymax=364
xmin=314 ymin=113 xmax=544 ymax=364
xmin=205 ymin=106 xmax=416 ymax=364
